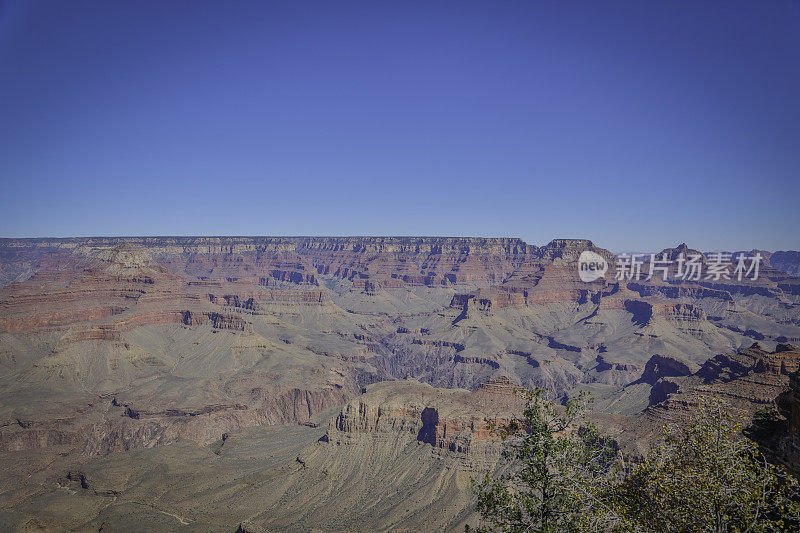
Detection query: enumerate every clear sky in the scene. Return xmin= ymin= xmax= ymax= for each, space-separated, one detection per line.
xmin=0 ymin=1 xmax=798 ymax=252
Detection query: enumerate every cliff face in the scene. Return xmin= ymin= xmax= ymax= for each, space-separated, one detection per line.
xmin=0 ymin=236 xmax=535 ymax=256
xmin=645 ymin=344 xmax=800 ymax=422
xmin=330 ymin=377 xmax=524 ymax=454
xmin=0 ymin=237 xmax=548 ymax=294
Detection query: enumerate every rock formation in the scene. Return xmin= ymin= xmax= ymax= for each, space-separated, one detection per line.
xmin=0 ymin=236 xmax=799 ymax=530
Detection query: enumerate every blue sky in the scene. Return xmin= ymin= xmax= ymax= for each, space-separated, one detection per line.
xmin=1 ymin=1 xmax=798 ymax=251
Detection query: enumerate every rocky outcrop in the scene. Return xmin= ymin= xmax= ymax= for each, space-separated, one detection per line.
xmin=698 ymin=343 xmax=800 ymax=382
xmin=656 ymin=243 xmax=704 ymax=262
xmin=649 ymin=378 xmax=681 ymax=405
xmin=410 ymin=338 xmax=465 ymax=352
xmin=454 ymin=354 xmax=500 ymax=369
xmin=639 ymin=354 xmax=696 ymax=385
xmin=450 ymin=288 xmax=527 ymax=317
xmin=535 ymin=239 xmax=613 ymax=263
xmin=646 ymin=344 xmax=800 ymax=414
xmin=771 ymin=251 xmax=800 ymax=276
xmin=268 ymin=268 xmax=318 ymax=285
xmin=205 ymin=312 xmax=251 ymax=332
xmin=86 ymin=244 xmax=168 ymax=276
xmin=209 ymin=294 xmax=259 ymax=310
xmin=179 ymin=310 xmax=251 ymax=331
xmin=82 ymin=404 xmax=254 ymax=455
xmin=329 ymin=378 xmax=526 ymax=454
xmin=594 ymin=355 xmax=642 ymax=386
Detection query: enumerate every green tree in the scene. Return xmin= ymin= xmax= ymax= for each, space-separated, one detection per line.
xmin=471 ymin=389 xmax=619 ymax=532
xmin=608 ymin=399 xmax=800 ymax=532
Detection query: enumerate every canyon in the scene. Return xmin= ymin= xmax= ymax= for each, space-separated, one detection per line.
xmin=1 ymin=236 xmax=799 ymax=531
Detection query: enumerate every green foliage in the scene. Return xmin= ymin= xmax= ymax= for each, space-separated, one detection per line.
xmin=471 ymin=388 xmax=619 ymax=532
xmin=472 ymin=394 xmax=800 ymax=533
xmin=608 ymin=399 xmax=800 ymax=532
